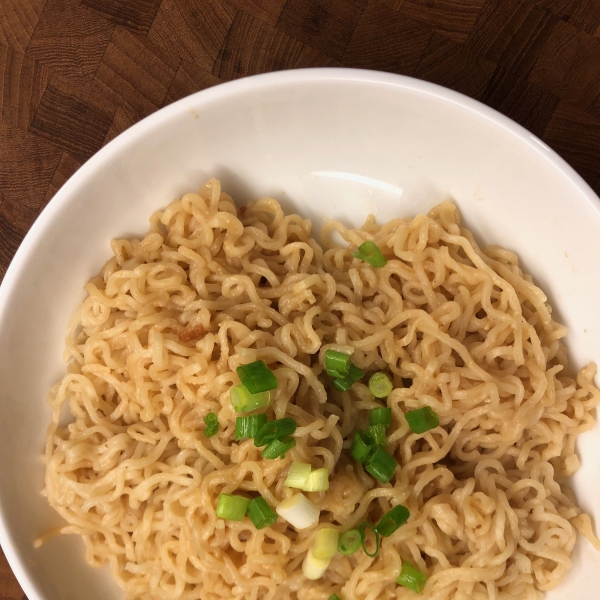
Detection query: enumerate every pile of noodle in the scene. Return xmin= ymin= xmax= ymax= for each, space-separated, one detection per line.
xmin=39 ymin=178 xmax=600 ymax=600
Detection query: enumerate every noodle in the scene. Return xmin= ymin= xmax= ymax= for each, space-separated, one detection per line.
xmin=39 ymin=178 xmax=600 ymax=600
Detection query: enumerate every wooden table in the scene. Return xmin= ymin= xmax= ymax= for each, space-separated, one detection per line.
xmin=0 ymin=0 xmax=599 ymax=596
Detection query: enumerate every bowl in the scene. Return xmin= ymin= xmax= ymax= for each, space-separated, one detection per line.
xmin=1 ymin=68 xmax=599 ymax=600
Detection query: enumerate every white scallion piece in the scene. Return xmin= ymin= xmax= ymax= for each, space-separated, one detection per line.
xmin=284 ymin=462 xmax=311 ymax=489
xmin=302 ymin=467 xmax=330 ymax=492
xmin=312 ymin=527 xmax=339 ymax=560
xmin=276 ymin=493 xmax=319 ymax=530
xmin=302 ymin=546 xmax=331 ymax=580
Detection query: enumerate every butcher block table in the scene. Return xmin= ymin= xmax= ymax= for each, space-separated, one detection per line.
xmin=1 ymin=0 xmax=600 ymax=597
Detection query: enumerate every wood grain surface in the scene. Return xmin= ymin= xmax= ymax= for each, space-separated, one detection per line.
xmin=0 ymin=0 xmax=599 ymax=596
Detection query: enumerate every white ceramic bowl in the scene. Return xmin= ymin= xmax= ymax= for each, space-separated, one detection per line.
xmin=1 ymin=68 xmax=599 ymax=600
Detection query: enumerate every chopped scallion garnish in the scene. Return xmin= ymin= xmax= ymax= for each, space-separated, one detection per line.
xmin=261 ymin=436 xmax=296 ymax=459
xmin=276 ymin=493 xmax=320 ymax=529
xmin=368 ymin=372 xmax=393 ymax=398
xmin=328 ymin=595 xmax=341 ymax=600
xmin=246 ymin=496 xmax=278 ymax=530
xmin=351 ymin=241 xmax=387 ymax=268
xmin=350 ymin=430 xmax=375 ymax=463
xmin=396 ymin=561 xmax=427 ymax=593
xmin=333 ymin=362 xmax=364 ymax=392
xmin=235 ymin=414 xmax=268 ymax=440
xmin=332 ymin=376 xmax=353 ymax=393
xmin=215 ymin=493 xmax=249 ymax=521
xmin=230 ymin=384 xmax=270 ymax=413
xmin=236 ymin=360 xmax=278 ymax=394
xmin=368 ymin=423 xmax=387 ymax=446
xmin=254 ymin=417 xmax=297 ymax=447
xmin=324 ymin=349 xmax=352 ymax=378
xmin=284 ymin=462 xmax=311 ymax=489
xmin=203 ymin=412 xmax=219 ymax=438
xmin=365 ymin=446 xmax=397 ymax=483
xmin=302 ymin=467 xmax=329 ymax=492
xmin=302 ymin=546 xmax=330 ymax=580
xmin=312 ymin=528 xmax=339 ymax=560
xmin=358 ymin=521 xmax=380 ymax=558
xmin=370 ymin=406 xmax=392 ymax=427
xmin=405 ymin=406 xmax=439 ymax=434
xmin=349 ymin=362 xmax=365 ymax=381
xmin=338 ymin=529 xmax=361 ymax=555
xmin=374 ymin=504 xmax=410 ymax=537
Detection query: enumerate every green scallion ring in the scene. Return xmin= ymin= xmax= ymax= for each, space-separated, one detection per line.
xmin=333 ymin=362 xmax=364 ymax=392
xmin=215 ymin=493 xmax=249 ymax=521
xmin=370 ymin=407 xmax=392 ymax=428
xmin=368 ymin=373 xmax=393 ymax=398
xmin=236 ymin=360 xmax=278 ymax=394
xmin=332 ymin=376 xmax=354 ymax=392
xmin=324 ymin=349 xmax=351 ymax=378
xmin=396 ymin=561 xmax=427 ymax=593
xmin=230 ymin=384 xmax=270 ymax=413
xmin=338 ymin=529 xmax=361 ymax=555
xmin=261 ymin=436 xmax=296 ymax=459
xmin=246 ymin=496 xmax=278 ymax=530
xmin=235 ymin=414 xmax=268 ymax=440
xmin=365 ymin=446 xmax=397 ymax=483
xmin=405 ymin=406 xmax=439 ymax=434
xmin=350 ymin=430 xmax=375 ymax=464
xmin=374 ymin=504 xmax=410 ymax=537
xmin=254 ymin=417 xmax=297 ymax=447
xmin=358 ymin=521 xmax=380 ymax=558
xmin=368 ymin=423 xmax=387 ymax=446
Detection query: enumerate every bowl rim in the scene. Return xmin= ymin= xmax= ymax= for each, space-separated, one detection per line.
xmin=1 ymin=66 xmax=599 ymax=600
xmin=3 ymin=67 xmax=599 ymax=303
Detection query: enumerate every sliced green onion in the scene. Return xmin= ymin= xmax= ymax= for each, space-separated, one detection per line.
xmin=365 ymin=446 xmax=397 ymax=483
xmin=236 ymin=360 xmax=278 ymax=393
xmin=261 ymin=436 xmax=296 ymax=459
xmin=369 ymin=372 xmax=393 ymax=398
xmin=349 ymin=362 xmax=364 ymax=381
xmin=230 ymin=384 xmax=270 ymax=413
xmin=302 ymin=467 xmax=329 ymax=492
xmin=328 ymin=595 xmax=341 ymax=600
xmin=368 ymin=423 xmax=387 ymax=446
xmin=235 ymin=414 xmax=268 ymax=440
xmin=215 ymin=493 xmax=249 ymax=521
xmin=254 ymin=417 xmax=297 ymax=447
xmin=351 ymin=241 xmax=387 ymax=268
xmin=312 ymin=528 xmax=339 ymax=560
xmin=396 ymin=561 xmax=427 ymax=594
xmin=358 ymin=521 xmax=380 ymax=558
xmin=338 ymin=529 xmax=361 ymax=555
xmin=405 ymin=406 xmax=439 ymax=434
xmin=370 ymin=406 xmax=392 ymax=427
xmin=284 ymin=461 xmax=311 ymax=489
xmin=374 ymin=504 xmax=410 ymax=537
xmin=276 ymin=492 xmax=320 ymax=529
xmin=203 ymin=412 xmax=218 ymax=438
xmin=324 ymin=349 xmax=351 ymax=378
xmin=246 ymin=496 xmax=278 ymax=530
xmin=332 ymin=376 xmax=353 ymax=392
xmin=333 ymin=363 xmax=365 ymax=392
xmin=350 ymin=430 xmax=375 ymax=463
xmin=302 ymin=546 xmax=331 ymax=580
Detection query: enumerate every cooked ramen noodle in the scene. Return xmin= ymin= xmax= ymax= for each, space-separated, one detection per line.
xmin=38 ymin=178 xmax=600 ymax=600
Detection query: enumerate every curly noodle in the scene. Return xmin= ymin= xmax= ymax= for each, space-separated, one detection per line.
xmin=38 ymin=179 xmax=600 ymax=600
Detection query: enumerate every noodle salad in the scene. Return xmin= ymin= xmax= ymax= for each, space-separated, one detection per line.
xmin=38 ymin=179 xmax=600 ymax=600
